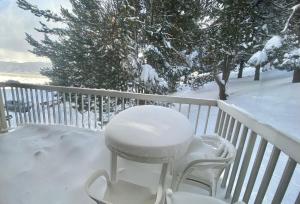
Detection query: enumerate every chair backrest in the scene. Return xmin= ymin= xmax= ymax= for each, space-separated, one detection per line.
xmin=201 ymin=135 xmax=236 ymax=165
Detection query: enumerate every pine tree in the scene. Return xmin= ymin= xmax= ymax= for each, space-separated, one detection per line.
xmin=17 ymin=0 xmax=138 ymax=91
xmin=281 ymin=4 xmax=300 ymax=83
xmin=196 ymin=0 xmax=263 ymax=99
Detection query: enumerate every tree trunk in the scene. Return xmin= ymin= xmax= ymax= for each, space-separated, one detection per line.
xmin=214 ymin=75 xmax=227 ymax=100
xmin=222 ymin=55 xmax=232 ymax=82
xmin=238 ymin=59 xmax=244 ymax=78
xmin=150 ymin=0 xmax=154 ymax=25
xmin=254 ymin=65 xmax=260 ymax=81
xmin=222 ymin=56 xmax=229 ymax=80
xmin=292 ymin=69 xmax=300 ymax=83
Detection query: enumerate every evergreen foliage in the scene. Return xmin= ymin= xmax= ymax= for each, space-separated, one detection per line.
xmin=17 ymin=0 xmax=300 ymax=96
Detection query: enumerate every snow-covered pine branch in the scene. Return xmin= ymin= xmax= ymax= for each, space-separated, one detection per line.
xmin=281 ymin=4 xmax=300 ymax=33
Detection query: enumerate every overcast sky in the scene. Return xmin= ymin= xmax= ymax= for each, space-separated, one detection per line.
xmin=0 ymin=0 xmax=70 ymax=63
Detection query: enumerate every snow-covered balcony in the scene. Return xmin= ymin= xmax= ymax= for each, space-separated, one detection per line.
xmin=0 ymin=82 xmax=299 ymax=204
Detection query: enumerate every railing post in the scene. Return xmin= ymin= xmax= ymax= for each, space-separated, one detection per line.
xmin=0 ymin=90 xmax=8 ymax=133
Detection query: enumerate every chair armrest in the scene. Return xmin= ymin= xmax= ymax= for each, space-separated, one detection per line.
xmin=85 ymin=169 xmax=111 ymax=204
xmin=154 ymin=184 xmax=164 ymax=204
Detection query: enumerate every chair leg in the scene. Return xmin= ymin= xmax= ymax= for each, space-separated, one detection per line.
xmin=171 ymin=171 xmax=185 ymax=192
xmin=210 ymin=182 xmax=217 ymax=197
xmin=110 ymin=151 xmax=117 ymax=183
xmin=209 ymin=185 xmax=217 ymax=197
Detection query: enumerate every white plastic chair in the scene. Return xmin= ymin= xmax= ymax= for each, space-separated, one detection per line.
xmin=85 ymin=169 xmax=164 ymax=204
xmin=171 ymin=135 xmax=236 ymax=196
xmin=166 ymin=189 xmax=244 ymax=204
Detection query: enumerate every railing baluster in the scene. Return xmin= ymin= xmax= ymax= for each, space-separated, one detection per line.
xmin=226 ymin=117 xmax=235 ymax=141
xmin=221 ymin=114 xmax=230 ymax=138
xmin=35 ymin=89 xmax=41 ymax=123
xmin=107 ymin=96 xmax=110 ymax=122
xmin=121 ymin=98 xmax=125 ymax=110
xmin=254 ymin=146 xmax=281 ymax=204
xmin=204 ymin=106 xmax=211 ymax=134
xmin=225 ymin=126 xmax=248 ymax=199
xmin=20 ymin=88 xmax=27 ymax=123
xmin=214 ymin=109 xmax=222 ymax=133
xmin=30 ymin=88 xmax=36 ymax=123
xmin=69 ymin=93 xmax=73 ymax=125
xmin=100 ymin=96 xmax=103 ymax=129
xmin=221 ymin=120 xmax=240 ymax=188
xmin=40 ymin=90 xmax=46 ymax=123
xmin=232 ymin=131 xmax=258 ymax=202
xmin=75 ymin=93 xmax=78 ymax=126
xmin=179 ymin=103 xmax=182 ymax=112
xmin=57 ymin=92 xmax=61 ymax=124
xmin=194 ymin=105 xmax=201 ymax=134
xmin=81 ymin=94 xmax=84 ymax=127
xmin=231 ymin=121 xmax=241 ymax=146
xmin=88 ymin=94 xmax=91 ymax=129
xmin=187 ymin=104 xmax=191 ymax=119
xmin=94 ymin=95 xmax=97 ymax=129
xmin=46 ymin=91 xmax=51 ymax=124
xmin=2 ymin=87 xmax=11 ymax=127
xmin=51 ymin=91 xmax=56 ymax=124
xmin=218 ymin=111 xmax=226 ymax=135
xmin=243 ymin=138 xmax=268 ymax=203
xmin=63 ymin=92 xmax=67 ymax=125
xmin=272 ymin=158 xmax=297 ymax=203
xmin=25 ymin=88 xmax=32 ymax=123
xmin=11 ymin=87 xmax=18 ymax=125
xmin=15 ymin=87 xmax=23 ymax=124
xmin=114 ymin=97 xmax=118 ymax=114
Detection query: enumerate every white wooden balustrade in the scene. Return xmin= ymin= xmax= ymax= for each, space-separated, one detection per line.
xmin=0 ymin=82 xmax=299 ymax=204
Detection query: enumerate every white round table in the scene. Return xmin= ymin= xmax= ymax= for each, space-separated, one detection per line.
xmin=105 ymin=105 xmax=194 ymax=200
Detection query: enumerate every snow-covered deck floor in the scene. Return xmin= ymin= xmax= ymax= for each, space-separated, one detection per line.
xmin=0 ymin=125 xmax=217 ymax=204
xmin=0 ymin=125 xmax=109 ymax=204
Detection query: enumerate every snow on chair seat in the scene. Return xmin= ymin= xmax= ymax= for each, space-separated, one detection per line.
xmin=171 ymin=135 xmax=236 ymax=196
xmin=85 ymin=169 xmax=161 ymax=204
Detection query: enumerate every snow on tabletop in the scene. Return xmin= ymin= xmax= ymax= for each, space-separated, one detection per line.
xmin=105 ymin=105 xmax=194 ymax=159
xmin=264 ymin=35 xmax=282 ymax=52
xmin=0 ymin=124 xmax=110 ymax=204
xmin=248 ymin=50 xmax=268 ymax=66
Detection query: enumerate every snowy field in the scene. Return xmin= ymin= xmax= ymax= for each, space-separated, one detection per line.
xmin=0 ymin=69 xmax=299 ymax=204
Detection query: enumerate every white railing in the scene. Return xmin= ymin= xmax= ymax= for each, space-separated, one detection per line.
xmin=0 ymin=82 xmax=299 ymax=203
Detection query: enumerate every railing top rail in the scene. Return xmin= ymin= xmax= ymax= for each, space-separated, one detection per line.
xmin=0 ymin=82 xmax=218 ymax=106
xmin=218 ymin=100 xmax=300 ymax=163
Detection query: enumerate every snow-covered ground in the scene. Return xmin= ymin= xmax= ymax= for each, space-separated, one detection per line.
xmin=0 ymin=125 xmax=110 ymax=204
xmin=176 ymin=68 xmax=300 ymax=141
